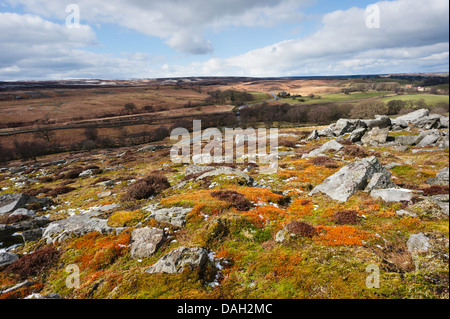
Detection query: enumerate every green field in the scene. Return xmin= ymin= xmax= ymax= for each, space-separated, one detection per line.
xmin=380 ymin=93 xmax=449 ymax=106
xmin=279 ymin=91 xmax=392 ymax=105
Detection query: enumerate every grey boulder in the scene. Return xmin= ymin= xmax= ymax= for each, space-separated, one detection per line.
xmin=130 ymin=227 xmax=165 ymax=259
xmin=309 ymin=156 xmax=395 ymax=202
xmin=145 ymin=246 xmax=208 ymax=274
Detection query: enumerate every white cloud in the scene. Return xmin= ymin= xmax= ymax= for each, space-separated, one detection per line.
xmin=6 ymin=0 xmax=307 ymax=55
xmin=172 ymin=0 xmax=448 ymax=76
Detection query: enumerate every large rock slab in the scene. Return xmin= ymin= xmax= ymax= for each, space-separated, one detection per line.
xmin=361 ymin=127 xmax=390 ymax=145
xmin=145 ymin=246 xmax=208 ymax=274
xmin=370 ymin=188 xmax=414 ymax=202
xmin=130 ymin=227 xmax=165 ymax=259
xmin=407 ymin=233 xmax=430 ymax=253
xmin=328 ymin=119 xmax=366 ymax=136
xmin=426 ymin=167 xmax=449 ymax=186
xmin=302 ymin=139 xmax=344 ymax=158
xmin=145 ymin=206 xmax=191 ymax=228
xmin=0 ymin=252 xmax=19 ymax=267
xmin=361 ymin=115 xmax=391 ymax=130
xmin=309 ymin=156 xmax=395 ymax=202
xmin=0 ymin=194 xmax=51 ymax=216
xmin=42 ymin=211 xmax=117 ymax=244
xmin=394 ymin=108 xmax=429 ymax=123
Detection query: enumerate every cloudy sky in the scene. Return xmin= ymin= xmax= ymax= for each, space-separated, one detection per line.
xmin=0 ymin=0 xmax=448 ymax=80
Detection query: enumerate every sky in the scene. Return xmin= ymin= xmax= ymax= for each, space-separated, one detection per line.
xmin=0 ymin=0 xmax=448 ymax=80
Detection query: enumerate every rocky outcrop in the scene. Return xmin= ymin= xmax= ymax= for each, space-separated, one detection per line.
xmin=0 ymin=193 xmax=52 ymax=216
xmin=0 ymin=252 xmax=19 ymax=267
xmin=144 ymin=205 xmax=191 ymax=228
xmin=407 ymin=233 xmax=431 ymax=253
xmin=309 ymin=156 xmax=396 ymax=202
xmin=361 ymin=127 xmax=390 ymax=145
xmin=42 ymin=211 xmax=118 ymax=244
xmin=130 ymin=227 xmax=165 ymax=259
xmin=426 ymin=167 xmax=449 ymax=186
xmin=145 ymin=246 xmax=208 ymax=274
xmin=370 ymin=188 xmax=414 ymax=202
xmin=302 ymin=139 xmax=344 ymax=158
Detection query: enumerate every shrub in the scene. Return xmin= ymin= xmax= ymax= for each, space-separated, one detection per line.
xmin=0 ymin=213 xmax=31 ymax=225
xmin=5 ymin=246 xmax=60 ymax=280
xmin=333 ymin=210 xmax=360 ymax=225
xmin=57 ymin=167 xmax=83 ymax=180
xmin=24 ymin=187 xmax=52 ymax=196
xmin=122 ymin=174 xmax=170 ymax=201
xmin=342 ymin=145 xmax=368 ymax=157
xmin=47 ymin=186 xmax=76 ymax=197
xmin=309 ymin=156 xmax=339 ymax=168
xmin=285 ymin=220 xmax=317 ymax=238
xmin=421 ymin=185 xmax=449 ymax=196
xmin=210 ymin=190 xmax=252 ymax=211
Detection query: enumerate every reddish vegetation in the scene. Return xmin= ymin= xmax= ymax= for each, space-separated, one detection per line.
xmin=0 ymin=214 xmax=31 ymax=225
xmin=4 ymin=246 xmax=60 ymax=280
xmin=122 ymin=174 xmax=171 ymax=201
xmin=421 ymin=185 xmax=449 ymax=196
xmin=210 ymin=190 xmax=252 ymax=211
xmin=285 ymin=220 xmax=317 ymax=238
xmin=333 ymin=210 xmax=360 ymax=225
xmin=342 ymin=145 xmax=368 ymax=157
xmin=314 ymin=226 xmax=369 ymax=246
xmin=309 ymin=156 xmax=340 ymax=168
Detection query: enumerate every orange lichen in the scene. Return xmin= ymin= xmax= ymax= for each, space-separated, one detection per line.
xmin=244 ymin=206 xmax=287 ymax=228
xmin=237 ymin=187 xmax=284 ymax=204
xmin=314 ymin=226 xmax=369 ymax=246
xmin=287 ymin=198 xmax=315 ymax=219
xmin=68 ymin=231 xmax=131 ymax=271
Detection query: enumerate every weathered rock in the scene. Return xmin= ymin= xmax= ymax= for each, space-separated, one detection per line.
xmin=366 ymin=172 xmax=397 ymax=192
xmin=370 ymin=188 xmax=414 ymax=202
xmin=146 ymin=206 xmax=191 ymax=228
xmin=328 ymin=119 xmax=366 ymax=136
xmin=429 ymin=195 xmax=449 ymax=216
xmin=361 ymin=127 xmax=390 ymax=145
xmin=416 ymin=131 xmax=440 ymax=147
xmin=145 ymin=246 xmax=208 ymax=274
xmin=394 ymin=108 xmax=429 ymax=123
xmin=302 ymin=139 xmax=344 ymax=158
xmin=396 ymin=209 xmax=418 ymax=218
xmin=79 ymin=169 xmax=94 ymax=178
xmin=305 ymin=129 xmax=319 ymax=141
xmin=438 ymin=134 xmax=449 ymax=149
xmin=395 ymin=135 xmax=419 ymax=146
xmin=0 ymin=194 xmax=52 ymax=216
xmin=407 ymin=233 xmax=430 ymax=253
xmin=390 ymin=118 xmax=409 ymax=130
xmin=426 ymin=167 xmax=449 ymax=186
xmin=309 ymin=156 xmax=394 ymax=202
xmin=413 ymin=114 xmax=444 ymax=129
xmin=185 ymin=164 xmax=215 ymax=176
xmin=347 ymin=127 xmax=367 ymax=142
xmin=42 ymin=211 xmax=116 ymax=244
xmin=317 ymin=127 xmax=335 ymax=138
xmin=130 ymin=227 xmax=165 ymax=259
xmin=10 ymin=208 xmax=36 ymax=217
xmin=362 ymin=115 xmax=391 ymax=130
xmin=0 ymin=252 xmax=19 ymax=267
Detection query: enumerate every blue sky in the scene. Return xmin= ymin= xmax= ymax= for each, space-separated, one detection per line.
xmin=0 ymin=0 xmax=448 ymax=80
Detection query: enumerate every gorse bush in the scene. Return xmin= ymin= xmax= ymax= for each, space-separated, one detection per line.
xmin=122 ymin=174 xmax=171 ymax=201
